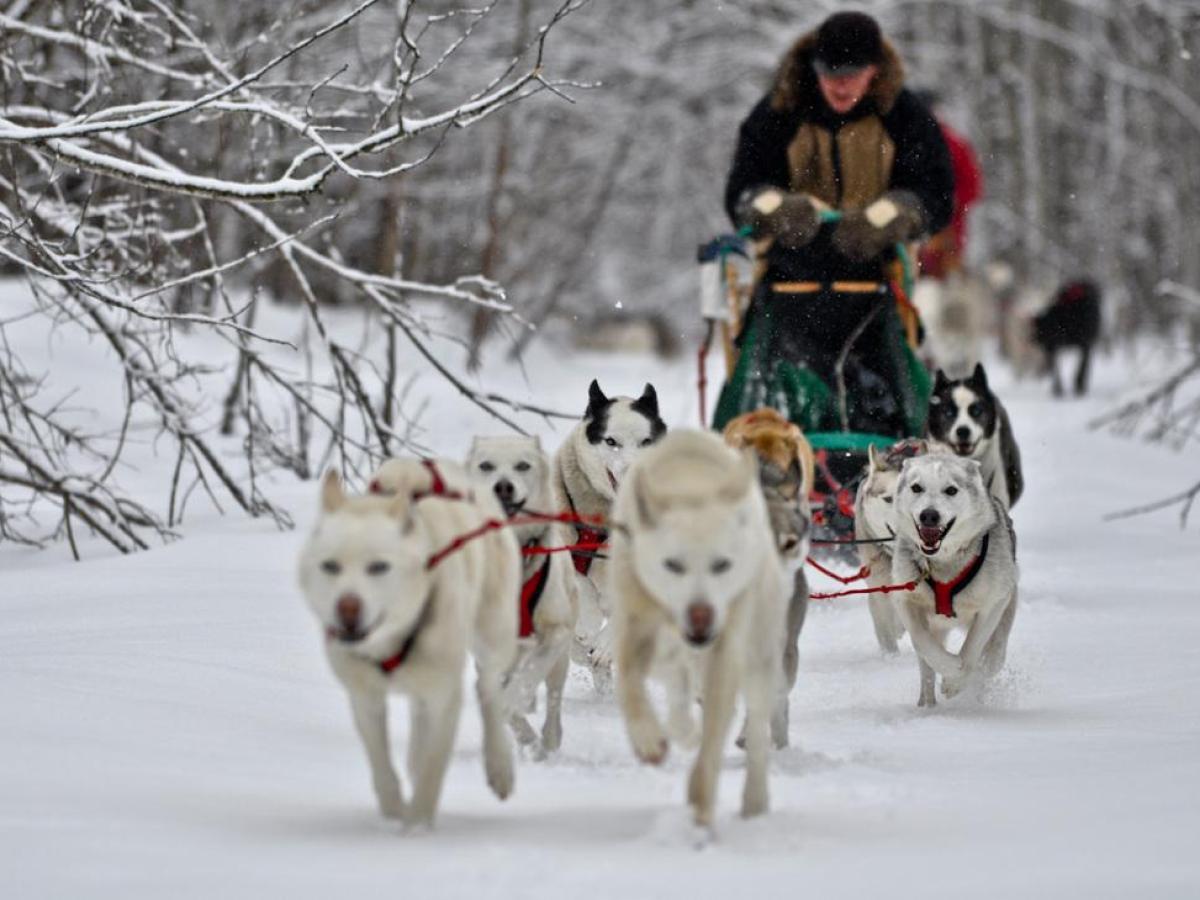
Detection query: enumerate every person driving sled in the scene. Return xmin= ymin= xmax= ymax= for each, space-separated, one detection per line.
xmin=712 ymin=11 xmax=954 ymax=439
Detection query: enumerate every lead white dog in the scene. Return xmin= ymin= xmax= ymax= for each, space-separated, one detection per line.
xmin=610 ymin=430 xmax=786 ymax=829
xmin=466 ymin=435 xmax=579 ymax=758
xmin=891 ymin=454 xmax=1018 ymax=707
xmin=298 ymin=460 xmax=518 ymax=826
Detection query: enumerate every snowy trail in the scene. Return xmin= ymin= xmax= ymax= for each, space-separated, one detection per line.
xmin=3 ymin=318 xmax=1199 ymax=898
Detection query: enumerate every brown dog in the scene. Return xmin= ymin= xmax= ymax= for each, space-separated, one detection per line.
xmin=721 ymin=407 xmax=813 ymax=749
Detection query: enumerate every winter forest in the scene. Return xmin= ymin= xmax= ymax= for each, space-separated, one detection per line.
xmin=3 ymin=1 xmax=1199 ymax=898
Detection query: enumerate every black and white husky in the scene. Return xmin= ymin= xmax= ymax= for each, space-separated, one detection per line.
xmin=926 ymin=363 xmax=1024 ymax=509
xmin=552 ymin=380 xmax=667 ymax=689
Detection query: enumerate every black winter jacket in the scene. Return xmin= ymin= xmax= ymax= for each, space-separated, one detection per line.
xmin=725 ymin=35 xmax=954 ymax=283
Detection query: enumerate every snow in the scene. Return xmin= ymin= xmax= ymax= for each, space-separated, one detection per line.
xmin=3 ymin=290 xmax=1200 ymax=898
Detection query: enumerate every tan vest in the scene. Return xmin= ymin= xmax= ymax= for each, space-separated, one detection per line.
xmin=786 ymin=117 xmax=896 ymax=211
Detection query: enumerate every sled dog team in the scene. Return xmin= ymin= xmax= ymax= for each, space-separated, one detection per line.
xmin=298 ymin=367 xmax=1023 ymax=830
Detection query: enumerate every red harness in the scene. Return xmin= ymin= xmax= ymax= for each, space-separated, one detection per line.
xmin=570 ymin=524 xmax=608 ymax=575
xmin=378 ymin=630 xmax=419 ymax=674
xmin=925 ymin=534 xmax=990 ymax=618
xmin=560 ymin=486 xmax=608 ymax=576
xmin=369 ymin=459 xmax=471 ymax=502
xmin=518 ymin=554 xmax=552 ymax=638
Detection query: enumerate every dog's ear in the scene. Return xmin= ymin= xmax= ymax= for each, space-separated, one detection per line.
xmin=632 ymin=383 xmax=660 ymax=420
xmin=718 ymin=447 xmax=757 ymax=504
xmin=586 ymin=379 xmax=608 ymax=419
xmin=387 ymin=492 xmax=418 ymax=534
xmin=933 ymin=369 xmax=949 ymax=392
xmin=321 ymin=469 xmax=347 ymax=513
xmin=962 ymin=457 xmax=985 ymax=484
xmin=867 ymin=443 xmax=883 ymax=473
xmin=630 ymin=467 xmax=656 ymax=530
xmin=971 ymin=362 xmax=989 ymax=391
xmin=785 ymin=458 xmax=805 ymax=499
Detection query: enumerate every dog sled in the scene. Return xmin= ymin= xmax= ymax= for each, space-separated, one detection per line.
xmin=697 ymin=228 xmax=930 ymax=558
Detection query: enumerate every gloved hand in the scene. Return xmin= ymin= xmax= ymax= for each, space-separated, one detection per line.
xmin=737 ymin=188 xmax=822 ymax=250
xmin=832 ymin=190 xmax=925 ymax=263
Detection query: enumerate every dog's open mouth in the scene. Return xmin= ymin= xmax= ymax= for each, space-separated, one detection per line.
xmin=916 ymin=518 xmax=955 ymax=555
xmin=952 ymin=441 xmax=976 ymax=456
xmin=326 ymin=616 xmax=383 ymax=645
xmin=684 ymin=628 xmax=714 ymax=647
xmin=327 ymin=625 xmax=368 ymax=644
xmin=501 ymin=497 xmax=526 ymax=517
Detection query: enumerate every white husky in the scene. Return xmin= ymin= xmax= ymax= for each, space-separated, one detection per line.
xmin=297 ymin=461 xmax=518 ymax=826
xmin=853 ymin=439 xmax=928 ymax=653
xmin=891 ymin=454 xmax=1018 ymax=707
xmin=553 ymin=379 xmax=667 ymax=690
xmin=466 ymin=435 xmax=579 ymax=758
xmin=610 ymin=430 xmax=787 ymax=828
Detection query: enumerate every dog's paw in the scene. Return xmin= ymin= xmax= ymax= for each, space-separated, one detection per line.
xmin=589 ymin=661 xmax=614 ymax=695
xmin=941 ymin=675 xmax=964 ymax=699
xmin=541 ymin=716 xmax=563 ymax=754
xmin=373 ymin=776 xmax=405 ymax=821
xmin=628 ymin=716 xmax=669 ymax=765
xmin=770 ymin=711 xmax=790 ymax=750
xmin=508 ymin=714 xmax=539 ymax=747
xmin=485 ymin=748 xmax=515 ymax=801
xmin=589 ymin=624 xmax=615 ymax=669
xmin=400 ymin=809 xmax=435 ymax=832
xmin=741 ymin=785 xmax=769 ymax=819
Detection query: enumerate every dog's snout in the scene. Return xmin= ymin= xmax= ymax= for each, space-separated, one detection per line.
xmin=686 ymin=602 xmax=714 ymax=636
xmin=919 ymin=508 xmax=941 ymax=528
xmin=336 ymin=593 xmax=363 ymax=628
xmin=493 ymin=479 xmax=515 ymax=503
xmin=955 ymin=425 xmax=972 ymax=441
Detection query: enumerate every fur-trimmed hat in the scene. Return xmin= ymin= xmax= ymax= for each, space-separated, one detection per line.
xmin=813 ymin=11 xmax=884 ymax=76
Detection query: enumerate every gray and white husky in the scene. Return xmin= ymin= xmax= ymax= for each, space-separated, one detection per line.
xmin=853 ymin=438 xmax=928 ymax=653
xmin=891 ymin=454 xmax=1018 ymax=707
xmin=552 ymin=379 xmax=667 ymax=689
xmin=297 ymin=463 xmax=518 ymax=825
xmin=609 ymin=430 xmax=787 ymax=829
xmin=466 ymin=435 xmax=579 ymax=758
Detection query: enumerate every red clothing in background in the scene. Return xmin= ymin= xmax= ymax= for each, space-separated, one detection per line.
xmin=918 ymin=120 xmax=983 ymax=277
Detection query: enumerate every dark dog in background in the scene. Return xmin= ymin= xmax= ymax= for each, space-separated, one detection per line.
xmin=1033 ymin=279 xmax=1102 ymax=397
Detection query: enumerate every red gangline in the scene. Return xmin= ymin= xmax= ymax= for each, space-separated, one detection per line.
xmin=425 ymin=510 xmax=607 ymax=570
xmin=805 ymin=556 xmax=870 ymax=584
xmin=809 ymin=580 xmax=919 ymax=601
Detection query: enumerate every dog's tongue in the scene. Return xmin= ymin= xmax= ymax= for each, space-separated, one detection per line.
xmin=918 ymin=525 xmax=943 ymax=547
